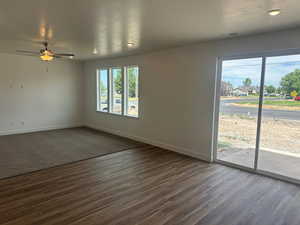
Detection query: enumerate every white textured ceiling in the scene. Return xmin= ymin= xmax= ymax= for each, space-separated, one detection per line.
xmin=0 ymin=0 xmax=299 ymax=60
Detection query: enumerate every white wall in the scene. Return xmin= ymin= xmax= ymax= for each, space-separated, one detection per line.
xmin=0 ymin=53 xmax=83 ymax=135
xmin=83 ymin=28 xmax=300 ymax=162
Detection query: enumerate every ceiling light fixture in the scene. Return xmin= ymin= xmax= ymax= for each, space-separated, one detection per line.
xmin=268 ymin=9 xmax=280 ymax=16
xmin=127 ymin=42 xmax=134 ymax=47
xmin=17 ymin=42 xmax=74 ymax=62
xmin=93 ymin=48 xmax=98 ymax=54
xmin=40 ymin=50 xmax=54 ymax=61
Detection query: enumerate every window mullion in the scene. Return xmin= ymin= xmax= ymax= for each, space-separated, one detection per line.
xmin=96 ymin=70 xmax=100 ymax=111
xmin=108 ymin=68 xmax=113 ymax=113
xmin=122 ymin=67 xmax=126 ymax=115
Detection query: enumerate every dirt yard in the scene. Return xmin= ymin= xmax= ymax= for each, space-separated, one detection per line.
xmin=218 ymin=114 xmax=300 ymax=154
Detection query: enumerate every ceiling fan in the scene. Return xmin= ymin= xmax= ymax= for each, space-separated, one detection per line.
xmin=16 ymin=42 xmax=75 ymax=61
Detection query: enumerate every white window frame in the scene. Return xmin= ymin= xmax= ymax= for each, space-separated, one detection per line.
xmin=110 ymin=67 xmax=123 ymax=115
xmin=96 ymin=68 xmax=110 ymax=112
xmin=96 ymin=65 xmax=140 ymax=118
xmin=124 ymin=66 xmax=139 ymax=118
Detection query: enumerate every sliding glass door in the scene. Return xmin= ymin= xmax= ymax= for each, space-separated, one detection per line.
xmin=216 ymin=52 xmax=300 ymax=183
xmin=217 ymin=57 xmax=262 ymax=168
xmin=258 ymin=54 xmax=300 ymax=180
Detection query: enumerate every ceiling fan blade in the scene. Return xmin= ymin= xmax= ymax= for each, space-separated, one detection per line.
xmin=16 ymin=50 xmax=40 ymax=55
xmin=54 ymin=53 xmax=75 ymax=57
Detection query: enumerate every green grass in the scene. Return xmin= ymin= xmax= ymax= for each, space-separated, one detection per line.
xmin=222 ymin=95 xmax=278 ymax=99
xmin=236 ymin=95 xmax=259 ymax=98
xmin=237 ymin=100 xmax=300 ymax=107
xmin=222 ymin=95 xmax=258 ymax=99
xmin=218 ymin=141 xmax=232 ymax=149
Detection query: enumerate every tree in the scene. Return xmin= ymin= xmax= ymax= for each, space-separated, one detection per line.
xmin=113 ymin=68 xmax=138 ymax=97
xmin=100 ymin=80 xmax=107 ymax=93
xmin=113 ymin=71 xmax=122 ymax=94
xmin=221 ymin=81 xmax=233 ymax=96
xmin=276 ymin=87 xmax=283 ymax=94
xmin=280 ymin=69 xmax=300 ymax=95
xmin=265 ymin=85 xmax=276 ymax=94
xmin=243 ymin=78 xmax=252 ymax=87
xmin=128 ymin=68 xmax=138 ymax=97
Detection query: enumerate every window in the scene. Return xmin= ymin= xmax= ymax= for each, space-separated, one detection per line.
xmin=125 ymin=66 xmax=139 ymax=117
xmin=97 ymin=66 xmax=139 ymax=118
xmin=97 ymin=69 xmax=109 ymax=112
xmin=215 ymin=50 xmax=300 ymax=183
xmin=111 ymin=68 xmax=123 ymax=114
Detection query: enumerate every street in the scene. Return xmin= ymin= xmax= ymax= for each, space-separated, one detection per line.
xmin=220 ymin=97 xmax=300 ymax=120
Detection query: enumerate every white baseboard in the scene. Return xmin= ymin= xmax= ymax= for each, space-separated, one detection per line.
xmin=0 ymin=123 xmax=83 ymax=136
xmin=86 ymin=124 xmax=211 ymax=162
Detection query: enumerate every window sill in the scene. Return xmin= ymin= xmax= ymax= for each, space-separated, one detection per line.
xmin=96 ymin=110 xmax=139 ymax=119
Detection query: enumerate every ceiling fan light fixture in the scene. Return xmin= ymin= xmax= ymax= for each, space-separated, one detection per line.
xmin=40 ymin=50 xmax=54 ymax=61
xmin=268 ymin=9 xmax=281 ymax=16
xmin=17 ymin=42 xmax=75 ymax=62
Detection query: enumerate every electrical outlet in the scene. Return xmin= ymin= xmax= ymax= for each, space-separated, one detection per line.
xmin=21 ymin=121 xmax=25 ymax=126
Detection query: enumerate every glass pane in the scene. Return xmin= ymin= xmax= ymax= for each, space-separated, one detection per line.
xmin=98 ymin=69 xmax=109 ymax=112
xmin=126 ymin=67 xmax=139 ymax=117
xmin=217 ymin=57 xmax=262 ymax=168
xmin=111 ymin=68 xmax=123 ymax=114
xmin=258 ymin=54 xmax=300 ymax=179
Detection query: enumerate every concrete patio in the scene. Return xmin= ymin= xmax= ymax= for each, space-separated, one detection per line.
xmin=218 ymin=148 xmax=300 ymax=180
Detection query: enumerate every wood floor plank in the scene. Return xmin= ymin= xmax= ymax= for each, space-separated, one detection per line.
xmin=0 ymin=147 xmax=299 ymax=225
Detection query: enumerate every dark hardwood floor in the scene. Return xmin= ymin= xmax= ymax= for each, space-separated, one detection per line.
xmin=0 ymin=146 xmax=300 ymax=225
xmin=0 ymin=127 xmax=145 ymax=179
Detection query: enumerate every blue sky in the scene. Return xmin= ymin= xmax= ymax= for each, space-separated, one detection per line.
xmin=100 ymin=69 xmax=108 ymax=87
xmin=222 ymin=54 xmax=300 ymax=88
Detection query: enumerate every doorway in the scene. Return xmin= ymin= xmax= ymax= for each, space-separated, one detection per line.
xmin=214 ymin=50 xmax=300 ymax=183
